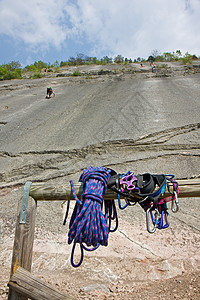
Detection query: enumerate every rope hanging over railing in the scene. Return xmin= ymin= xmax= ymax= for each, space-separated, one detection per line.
xmin=67 ymin=166 xmax=117 ymax=267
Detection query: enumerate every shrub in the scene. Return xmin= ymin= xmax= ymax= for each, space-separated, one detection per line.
xmin=0 ymin=66 xmax=7 ymax=80
xmin=24 ymin=65 xmax=37 ymax=72
xmin=2 ymin=71 xmax=15 ymax=80
xmin=160 ymin=64 xmax=168 ymax=69
xmin=60 ymin=61 xmax=67 ymax=67
xmin=54 ymin=66 xmax=60 ymax=72
xmin=86 ymin=61 xmax=94 ymax=65
xmin=0 ymin=65 xmax=22 ymax=80
xmin=72 ymin=70 xmax=81 ymax=76
xmin=34 ymin=60 xmax=47 ymax=70
xmin=182 ymin=55 xmax=192 ymax=65
xmin=114 ymin=55 xmax=124 ymax=64
xmin=32 ymin=71 xmax=43 ymax=79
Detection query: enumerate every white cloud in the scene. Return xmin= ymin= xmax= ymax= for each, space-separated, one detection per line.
xmin=0 ymin=0 xmax=70 ymax=49
xmin=72 ymin=0 xmax=200 ymax=57
xmin=0 ymin=0 xmax=200 ymax=58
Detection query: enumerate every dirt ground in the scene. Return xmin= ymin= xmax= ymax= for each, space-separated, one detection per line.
xmin=0 ymin=62 xmax=200 ymax=299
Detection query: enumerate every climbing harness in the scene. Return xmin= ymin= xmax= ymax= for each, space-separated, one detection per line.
xmin=108 ymin=170 xmax=179 ymax=234
xmin=63 ymin=166 xmax=179 ymax=267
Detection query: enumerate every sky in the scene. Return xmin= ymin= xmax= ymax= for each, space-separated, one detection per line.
xmin=0 ymin=0 xmax=200 ymax=66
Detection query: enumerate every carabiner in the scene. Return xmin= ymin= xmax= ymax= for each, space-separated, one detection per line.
xmin=171 ymin=191 xmax=179 ymax=213
xmin=157 ymin=210 xmax=169 ymax=229
xmin=117 ymin=193 xmax=129 ymax=209
xmin=146 ymin=207 xmax=157 ymax=233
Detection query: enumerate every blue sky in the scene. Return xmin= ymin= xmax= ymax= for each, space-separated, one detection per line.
xmin=0 ymin=0 xmax=200 ymax=66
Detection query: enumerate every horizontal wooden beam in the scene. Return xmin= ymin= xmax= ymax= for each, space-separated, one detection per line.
xmin=8 ymin=267 xmax=75 ymax=300
xmin=29 ymin=179 xmax=200 ymax=201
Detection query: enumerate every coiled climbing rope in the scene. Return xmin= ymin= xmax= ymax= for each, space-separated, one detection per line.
xmin=68 ymin=166 xmax=117 ymax=267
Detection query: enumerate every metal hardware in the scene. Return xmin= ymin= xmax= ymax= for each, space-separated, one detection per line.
xmin=146 ymin=207 xmax=158 ymax=233
xmin=146 ymin=206 xmax=169 ymax=233
xmin=19 ymin=181 xmax=32 ymax=224
xmin=171 ymin=191 xmax=179 ymax=213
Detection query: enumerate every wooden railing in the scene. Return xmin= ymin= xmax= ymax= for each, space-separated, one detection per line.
xmin=29 ymin=179 xmax=200 ymax=201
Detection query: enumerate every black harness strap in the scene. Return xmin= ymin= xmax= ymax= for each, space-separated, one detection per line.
xmin=107 ymin=171 xmax=168 ymax=210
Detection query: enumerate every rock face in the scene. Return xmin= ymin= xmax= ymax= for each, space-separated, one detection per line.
xmin=0 ymin=62 xmax=200 ymax=299
xmin=55 ymin=61 xmax=200 ymax=78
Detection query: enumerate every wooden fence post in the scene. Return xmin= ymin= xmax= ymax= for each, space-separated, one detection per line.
xmin=8 ymin=195 xmax=37 ymax=300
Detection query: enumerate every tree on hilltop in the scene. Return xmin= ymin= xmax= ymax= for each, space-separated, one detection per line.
xmin=114 ymin=54 xmax=124 ymax=63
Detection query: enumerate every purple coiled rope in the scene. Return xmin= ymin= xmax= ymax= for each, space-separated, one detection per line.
xmin=68 ymin=166 xmax=111 ymax=267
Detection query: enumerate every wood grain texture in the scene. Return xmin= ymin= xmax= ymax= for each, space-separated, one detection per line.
xmin=8 ymin=196 xmax=37 ymax=300
xmin=29 ymin=179 xmax=200 ymax=201
xmin=8 ymin=267 xmax=75 ymax=300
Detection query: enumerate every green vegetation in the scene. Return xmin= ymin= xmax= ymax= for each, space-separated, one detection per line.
xmin=0 ymin=50 xmax=199 ymax=81
xmin=31 ymin=71 xmax=43 ymax=79
xmin=160 ymin=63 xmax=169 ymax=69
xmin=114 ymin=55 xmax=124 ymax=64
xmin=72 ymin=70 xmax=81 ymax=76
xmin=147 ymin=50 xmax=199 ymax=64
xmin=0 ymin=61 xmax=22 ymax=80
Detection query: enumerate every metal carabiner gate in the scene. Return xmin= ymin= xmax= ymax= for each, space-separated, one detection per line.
xmin=146 ymin=207 xmax=160 ymax=233
xmin=171 ymin=191 xmax=179 ymax=213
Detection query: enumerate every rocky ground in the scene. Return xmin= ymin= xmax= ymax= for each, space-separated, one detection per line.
xmin=0 ymin=61 xmax=200 ymax=299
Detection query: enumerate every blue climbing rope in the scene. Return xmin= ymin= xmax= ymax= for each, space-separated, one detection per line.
xmin=68 ymin=166 xmax=113 ymax=267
